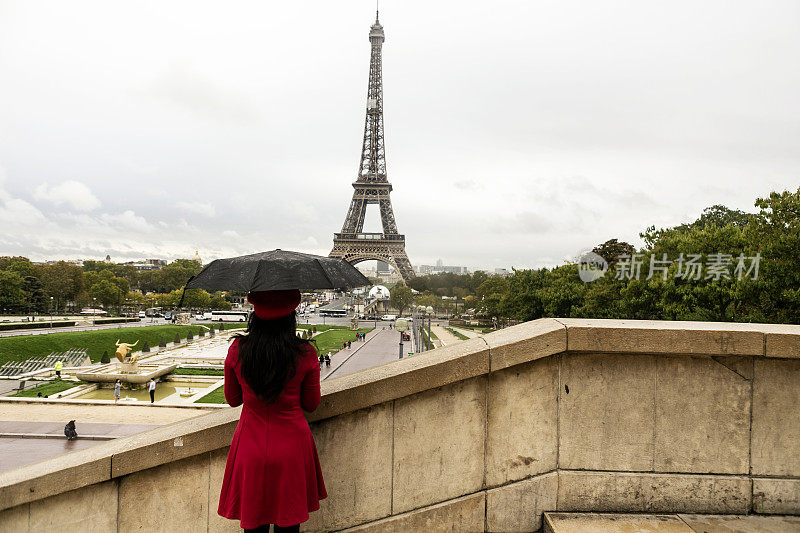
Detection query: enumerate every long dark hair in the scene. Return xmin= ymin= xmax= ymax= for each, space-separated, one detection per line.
xmin=234 ymin=311 xmax=309 ymax=404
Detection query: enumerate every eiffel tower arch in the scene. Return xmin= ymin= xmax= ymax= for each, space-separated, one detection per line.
xmin=329 ymin=11 xmax=415 ymax=284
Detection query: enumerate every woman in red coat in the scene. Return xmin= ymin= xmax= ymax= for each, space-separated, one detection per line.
xmin=218 ymin=289 xmax=327 ymax=532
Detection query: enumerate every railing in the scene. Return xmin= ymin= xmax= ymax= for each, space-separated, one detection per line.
xmin=334 ymin=232 xmax=405 ymax=242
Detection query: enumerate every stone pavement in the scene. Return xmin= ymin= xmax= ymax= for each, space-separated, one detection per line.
xmin=430 ymin=325 xmax=461 ymax=347
xmin=323 ymin=328 xmax=414 ymax=380
xmin=0 ymin=402 xmax=207 ymax=425
xmin=0 ymin=421 xmax=159 ymax=473
xmin=544 ymin=512 xmax=800 ymax=533
xmin=450 ymin=326 xmax=480 ymax=339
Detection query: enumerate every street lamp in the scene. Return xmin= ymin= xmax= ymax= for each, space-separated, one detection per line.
xmin=49 ymin=297 xmax=53 ymax=329
xmin=425 ymin=306 xmax=434 ymax=349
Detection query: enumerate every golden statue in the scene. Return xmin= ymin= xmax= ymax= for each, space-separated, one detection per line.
xmin=115 ymin=340 xmax=139 ymax=363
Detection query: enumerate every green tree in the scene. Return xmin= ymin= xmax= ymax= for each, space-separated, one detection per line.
xmin=182 ymin=289 xmax=212 ymax=309
xmin=390 ymin=285 xmax=414 ymax=316
xmin=89 ymin=279 xmax=120 ymax=307
xmin=0 ymin=256 xmax=35 ymax=278
xmin=35 ymin=261 xmax=84 ymax=311
xmin=210 ymin=295 xmax=232 ymax=310
xmin=0 ymin=270 xmax=25 ymax=312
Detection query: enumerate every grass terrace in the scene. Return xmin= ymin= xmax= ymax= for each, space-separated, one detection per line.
xmin=195 ymin=388 xmax=225 ymax=404
xmin=310 ymin=327 xmax=373 ymax=356
xmin=11 ymin=380 xmax=86 ymax=397
xmin=445 ymin=327 xmax=470 ymax=340
xmin=0 ymin=325 xmax=210 ymax=367
xmin=169 ymin=367 xmax=224 ymax=376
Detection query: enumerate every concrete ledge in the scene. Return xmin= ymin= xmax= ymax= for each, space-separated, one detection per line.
xmin=753 ymin=478 xmax=800 ymax=514
xmin=310 ymin=337 xmax=489 ymax=422
xmin=3 ymin=318 xmax=800 ymax=520
xmin=483 ymin=318 xmax=566 ymax=371
xmin=760 ymin=323 xmax=800 ymax=359
xmin=0 ymin=436 xmax=126 ymax=510
xmin=110 ymin=406 xmax=240 ymax=477
xmin=557 ymin=470 xmax=752 ymax=514
xmin=341 ymin=492 xmax=486 ymax=533
xmin=556 ymin=319 xmax=765 ymax=356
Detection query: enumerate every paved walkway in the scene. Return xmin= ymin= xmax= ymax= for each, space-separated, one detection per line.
xmin=0 ymin=402 xmax=207 ymax=425
xmin=324 ymin=329 xmax=414 ymax=380
xmin=0 ymin=421 xmax=159 ymax=473
xmin=430 ymin=325 xmax=461 ymax=347
xmin=450 ymin=326 xmax=480 ymax=339
xmin=545 ymin=512 xmax=800 ymax=532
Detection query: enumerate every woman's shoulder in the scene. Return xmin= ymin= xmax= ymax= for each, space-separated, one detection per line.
xmin=225 ymin=337 xmax=242 ymax=363
xmin=298 ymin=341 xmax=317 ymax=359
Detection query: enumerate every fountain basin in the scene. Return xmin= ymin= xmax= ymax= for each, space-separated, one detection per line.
xmin=75 ymin=362 xmax=178 ymax=386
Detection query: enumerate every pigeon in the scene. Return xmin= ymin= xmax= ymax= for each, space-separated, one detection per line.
xmin=64 ymin=420 xmax=78 ymax=441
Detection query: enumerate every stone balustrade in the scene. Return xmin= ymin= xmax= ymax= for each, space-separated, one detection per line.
xmin=0 ymin=318 xmax=798 ymax=531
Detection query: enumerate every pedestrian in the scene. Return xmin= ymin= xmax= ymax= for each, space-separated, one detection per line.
xmin=342 ymin=341 xmax=346 ymax=350
xmin=218 ymin=289 xmax=326 ymax=532
xmin=54 ymin=360 xmax=63 ymax=379
xmin=114 ymin=379 xmax=121 ymax=404
xmin=318 ymin=353 xmax=324 ymax=370
xmin=148 ymin=378 xmax=156 ymax=403
xmin=347 ymin=341 xmax=351 ymax=349
xmin=324 ymin=354 xmax=331 ymax=368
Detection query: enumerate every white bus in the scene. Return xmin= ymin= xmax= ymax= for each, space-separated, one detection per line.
xmin=319 ymin=309 xmax=348 ymax=317
xmin=210 ymin=310 xmax=250 ymax=322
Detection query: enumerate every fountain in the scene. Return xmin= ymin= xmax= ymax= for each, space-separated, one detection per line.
xmin=75 ymin=338 xmax=176 ymax=389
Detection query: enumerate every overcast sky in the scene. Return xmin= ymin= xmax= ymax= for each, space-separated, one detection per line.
xmin=0 ymin=1 xmax=798 ymax=270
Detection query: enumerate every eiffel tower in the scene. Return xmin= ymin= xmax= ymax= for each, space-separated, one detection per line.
xmin=329 ymin=11 xmax=415 ymax=283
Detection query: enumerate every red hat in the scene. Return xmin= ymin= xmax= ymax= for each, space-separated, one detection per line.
xmin=247 ymin=289 xmax=301 ymax=320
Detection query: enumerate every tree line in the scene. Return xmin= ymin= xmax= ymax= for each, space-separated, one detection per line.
xmin=407 ymin=188 xmax=800 ymax=324
xmin=0 ymin=257 xmax=231 ymax=314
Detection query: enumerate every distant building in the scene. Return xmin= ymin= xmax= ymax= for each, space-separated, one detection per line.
xmin=193 ymin=250 xmax=202 ymax=265
xmin=474 ymin=268 xmax=511 ymax=277
xmin=416 ymin=262 xmax=469 ymax=275
xmin=119 ymin=259 xmax=167 ymax=271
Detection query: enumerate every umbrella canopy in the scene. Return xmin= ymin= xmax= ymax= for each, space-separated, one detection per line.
xmin=181 ymin=250 xmax=371 ymax=297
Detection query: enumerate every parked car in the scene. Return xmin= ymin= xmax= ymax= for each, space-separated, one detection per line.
xmin=138 ymin=311 xmax=146 ymax=318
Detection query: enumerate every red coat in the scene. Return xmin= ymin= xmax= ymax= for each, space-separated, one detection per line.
xmin=218 ymin=338 xmax=327 ymax=529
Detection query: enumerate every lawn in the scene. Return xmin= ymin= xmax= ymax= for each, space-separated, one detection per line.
xmin=445 ymin=327 xmax=470 ymax=341
xmin=422 ymin=329 xmax=435 ymax=351
xmin=296 ymin=324 xmax=343 ymax=332
xmin=12 ymin=380 xmax=86 ymax=397
xmin=310 ymin=327 xmax=373 ymax=356
xmin=0 ymin=325 xmax=209 ymax=367
xmin=170 ymin=367 xmax=224 ymax=376
xmin=196 ymin=387 xmax=226 ymax=404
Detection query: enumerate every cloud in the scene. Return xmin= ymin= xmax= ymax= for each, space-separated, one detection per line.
xmin=453 ymin=179 xmax=481 ymax=191
xmin=149 ymin=62 xmax=261 ymax=125
xmin=176 ymin=201 xmax=216 ymax=217
xmin=33 ymin=180 xmax=101 ymax=211
xmin=0 ymin=198 xmax=46 ymax=226
xmin=99 ymin=210 xmax=153 ymax=233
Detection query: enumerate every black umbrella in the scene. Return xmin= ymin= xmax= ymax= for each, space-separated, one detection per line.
xmin=177 ymin=250 xmax=370 ymax=306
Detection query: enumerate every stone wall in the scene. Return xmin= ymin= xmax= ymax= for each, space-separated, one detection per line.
xmin=1 ymin=319 xmax=798 ymax=532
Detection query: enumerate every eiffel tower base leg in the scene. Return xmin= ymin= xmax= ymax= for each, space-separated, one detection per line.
xmin=330 ymin=238 xmax=415 ymax=284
